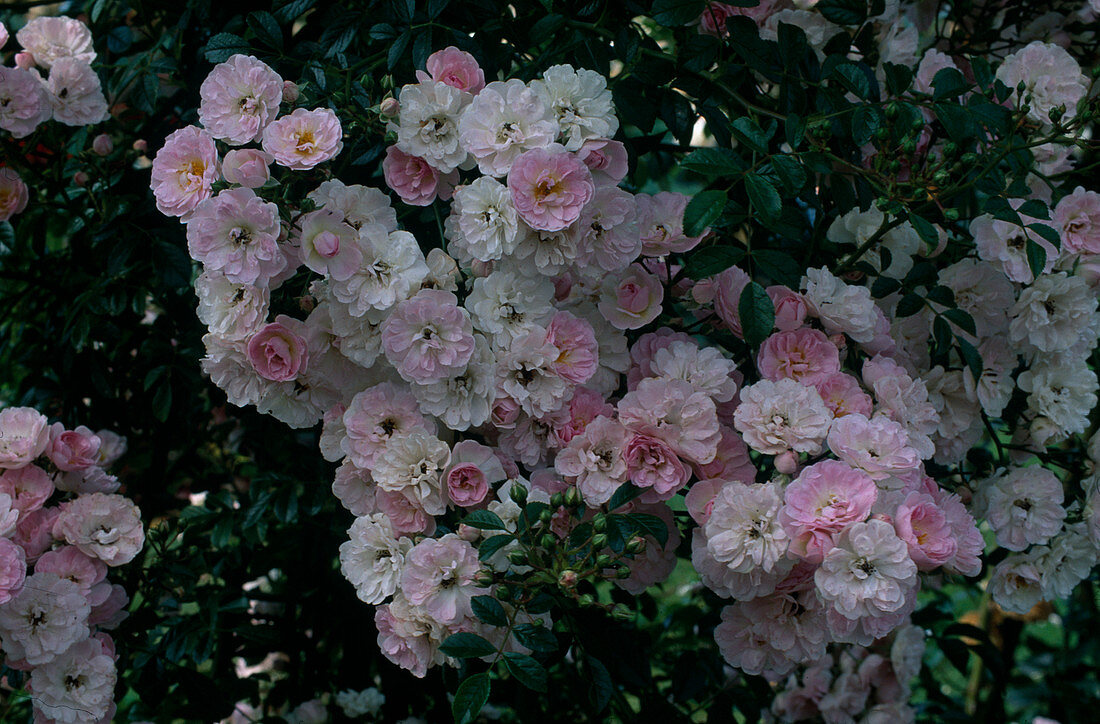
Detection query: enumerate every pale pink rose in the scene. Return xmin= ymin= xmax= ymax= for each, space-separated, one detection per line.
xmin=814 ymin=372 xmax=873 ymax=418
xmin=381 ymin=289 xmax=475 ymax=383
xmin=766 ymin=285 xmax=808 ymax=331
xmin=92 ymin=133 xmax=113 ymax=156
xmin=15 ymin=16 xmax=95 ymax=69
xmin=698 ymin=0 xmax=785 ymax=36
xmin=45 ymin=58 xmax=109 ymax=126
xmin=376 ymin=489 xmax=435 ymax=537
xmin=780 ymin=459 xmax=878 ymax=562
xmin=555 ymin=416 xmax=630 ymax=505
xmin=150 ymin=126 xmax=219 ymax=219
xmin=199 ymin=54 xmax=283 ymax=145
xmin=577 ymin=138 xmax=628 ymax=183
xmin=13 ymin=507 xmax=57 ymax=563
xmin=343 ymin=383 xmax=431 ymax=467
xmin=711 ymin=265 xmax=752 ymax=336
xmin=552 ymin=386 xmax=615 ymax=447
xmin=624 ymin=434 xmax=690 ymax=496
xmin=382 ymin=145 xmax=458 ymax=206
xmin=827 ymin=413 xmax=921 ymax=480
xmin=508 ymin=147 xmax=594 ymax=231
xmin=626 ymin=328 xmax=693 ymax=389
xmin=692 ymin=425 xmax=755 ymax=482
xmin=261 ymin=107 xmax=343 ymax=170
xmin=282 ymin=80 xmax=300 ymax=103
xmin=419 ymin=46 xmax=485 ymax=94
xmin=0 ymin=22 xmax=7 ymax=50
xmin=618 ymin=377 xmax=721 ymax=464
xmin=247 ymin=317 xmax=310 ymax=382
xmin=187 ymin=188 xmax=284 ymax=285
xmin=637 ymin=192 xmax=706 ymax=256
xmin=331 ymin=461 xmax=375 ymax=516
xmin=0 ymin=407 xmax=50 ymax=469
xmin=893 ymin=491 xmax=956 ymax=571
xmin=52 ymin=492 xmax=144 ymax=566
xmin=0 ymin=168 xmax=29 ymax=222
xmin=684 ymin=478 xmax=728 ymax=525
xmin=930 ymin=489 xmax=983 ymax=577
xmin=1054 ymin=186 xmax=1100 ymax=257
xmin=400 ymin=534 xmax=482 ymax=624
xmin=46 ymin=424 xmax=102 ymax=472
xmin=34 ymin=545 xmax=107 ymax=596
xmin=221 ymin=149 xmax=273 ymax=187
xmin=296 ymin=208 xmax=361 ymax=281
xmin=0 ymin=66 xmax=51 ymax=139
xmin=374 ymin=601 xmax=435 ymax=678
xmin=544 ymin=310 xmax=599 ymax=384
xmin=598 ymin=263 xmax=664 ymax=330
xmin=14 ymin=52 xmax=33 ymax=70
xmin=0 ymin=465 xmax=53 ymax=517
xmin=757 ymin=328 xmax=841 ymax=386
xmin=0 ymin=538 xmax=25 ymax=604
xmin=913 ymin=49 xmax=959 ymax=95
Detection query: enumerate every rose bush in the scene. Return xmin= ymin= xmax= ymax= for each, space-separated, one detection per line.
xmin=2 ymin=1 xmax=1100 ymax=722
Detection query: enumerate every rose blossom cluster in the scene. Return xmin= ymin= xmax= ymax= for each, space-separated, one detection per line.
xmin=0 ymin=406 xmax=144 ymax=724
xmin=160 ymin=34 xmax=1100 ymax=692
xmin=0 ymin=15 xmax=111 ymax=223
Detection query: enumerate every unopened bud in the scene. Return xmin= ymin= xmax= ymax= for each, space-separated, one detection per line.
xmin=615 ymin=564 xmax=632 ymax=579
xmin=577 ymin=593 xmax=595 ymax=607
xmin=943 ymin=208 xmax=960 ymax=221
xmin=550 ymin=492 xmax=564 ymax=508
xmin=538 ymin=508 xmax=553 ymax=524
xmin=92 ymin=134 xmax=113 ymax=156
xmin=590 ymin=533 xmax=608 ymax=550
xmin=475 ymin=570 xmax=495 ymax=587
xmin=132 ymin=139 xmax=148 ymax=153
xmin=508 ymin=550 xmax=527 ymax=566
xmin=774 ymin=451 xmax=798 ymax=475
xmin=558 ymin=569 xmax=578 ymax=589
xmin=380 ymin=96 xmax=400 ymax=117
xmin=592 ymin=514 xmax=607 ymax=533
xmin=595 ymin=553 xmax=613 ymax=568
xmin=509 ymin=483 xmax=528 ymax=505
xmin=625 ymin=536 xmax=647 ymax=555
xmin=564 ymin=486 xmax=582 ymax=507
xmin=281 ymin=80 xmax=300 ymax=104
xmin=72 ymin=171 xmax=89 ymax=187
xmin=611 ymin=604 xmax=634 ymax=621
xmin=14 ymin=52 xmax=33 ymax=70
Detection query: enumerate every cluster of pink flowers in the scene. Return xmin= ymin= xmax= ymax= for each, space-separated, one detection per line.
xmin=0 ymin=15 xmax=111 ymax=222
xmin=160 ymin=31 xmax=1100 ymax=693
xmin=0 ymin=406 xmax=144 ymax=724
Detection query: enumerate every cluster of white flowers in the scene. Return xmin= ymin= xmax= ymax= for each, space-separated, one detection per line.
xmin=0 ymin=406 xmax=143 ymax=724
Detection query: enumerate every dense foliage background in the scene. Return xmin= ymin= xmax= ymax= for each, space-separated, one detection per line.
xmin=1 ymin=0 xmax=1099 ymax=722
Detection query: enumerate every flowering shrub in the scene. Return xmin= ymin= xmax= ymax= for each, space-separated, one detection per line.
xmin=3 ymin=0 xmax=1100 ymax=722
xmin=0 ymin=406 xmax=143 ymax=723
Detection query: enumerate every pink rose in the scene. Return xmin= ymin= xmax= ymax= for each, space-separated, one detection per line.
xmin=0 ymin=538 xmax=26 ymax=605
xmin=637 ymin=192 xmax=706 ymax=256
xmin=376 ymin=489 xmax=434 ymax=537
xmin=382 ymin=145 xmax=457 ymax=206
xmin=814 ymin=372 xmax=874 ymax=418
xmin=247 ymin=317 xmax=309 ymax=381
xmin=199 ymin=54 xmax=283 ymax=145
xmin=766 ymin=285 xmax=808 ymax=331
xmin=780 ymin=459 xmax=878 ymax=563
xmin=13 ymin=506 xmax=58 ymax=563
xmin=577 ymin=138 xmax=628 ymax=183
xmin=697 ymin=1 xmax=784 ymax=36
xmin=261 ymin=107 xmax=343 ymax=170
xmin=150 ymin=125 xmax=219 ymax=219
xmin=711 ymin=265 xmax=751 ymax=336
xmin=893 ymin=491 xmax=956 ymax=571
xmin=296 ymin=208 xmax=361 ymax=281
xmin=0 ymin=465 xmax=53 ymax=517
xmin=624 ymin=434 xmax=690 ymax=495
xmin=598 ymin=263 xmax=665 ymax=330
xmin=419 ymin=46 xmax=485 ymax=94
xmin=0 ymin=406 xmax=50 ymax=469
xmin=0 ymin=66 xmax=51 ymax=139
xmin=446 ymin=464 xmax=489 ymax=508
xmin=92 ymin=133 xmax=114 ymax=156
xmin=46 ymin=424 xmax=102 ymax=472
xmin=381 ymin=289 xmax=475 ymax=383
xmin=508 ymin=147 xmax=594 ymax=231
xmin=757 ymin=328 xmax=841 ymax=387
xmin=544 ymin=310 xmax=599 ymax=384
xmin=1054 ymin=186 xmax=1100 ymax=256
xmin=0 ymin=168 xmax=29 ymax=222
xmin=222 ymin=149 xmax=274 ymax=187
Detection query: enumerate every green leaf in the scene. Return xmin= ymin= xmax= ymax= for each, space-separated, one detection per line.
xmin=1017 ymin=199 xmax=1049 ymax=220
xmin=957 ymin=337 xmax=983 ymax=384
xmin=203 ymin=33 xmax=250 ymax=63
xmin=452 ymin=673 xmax=491 ymax=724
xmin=753 ymin=249 xmax=801 ymax=288
xmin=513 ymin=623 xmax=557 ymax=653
xmin=502 ymin=653 xmax=548 ymax=693
xmin=607 ymin=481 xmax=644 ymax=511
xmin=830 ymin=63 xmax=872 ymax=100
xmin=683 ymin=190 xmax=727 ymax=237
xmin=883 ymin=63 xmax=913 ymax=95
xmin=387 ymin=28 xmax=411 ymax=69
xmin=816 ymin=0 xmax=868 ymax=25
xmin=785 ymin=114 xmax=806 ymax=149
xmin=851 ymin=105 xmax=881 ymax=146
xmin=1025 ymin=239 xmax=1047 ymax=280
xmin=626 ymin=513 xmax=670 ymax=547
xmin=686 ymin=246 xmax=747 ymax=280
xmin=682 ymin=148 xmax=746 ymax=178
xmin=731 ymin=116 xmax=770 ymax=154
xmin=439 ymin=632 xmax=497 ymax=659
xmin=152 ymin=382 xmax=172 ymax=423
xmin=925 ymin=285 xmax=954 ymax=306
xmin=472 ymin=596 xmax=507 ymax=627
xmin=769 ymin=155 xmax=807 ymax=195
xmin=247 ymin=11 xmax=283 ymax=50
xmin=588 ymin=657 xmax=614 ymax=713
xmin=744 ymin=174 xmax=782 ymax=220
xmin=931 ymin=67 xmax=969 ymax=100
xmin=651 ymin=0 xmax=707 ymax=26
xmin=932 ymin=315 xmax=952 ymax=349
xmin=1027 ymin=223 xmax=1060 ymax=248
xmin=871 ymin=276 xmax=901 ymax=298
xmin=894 ymin=293 xmax=924 ymax=318
xmin=478 ymin=534 xmax=513 ymax=561
xmin=427 ymin=0 xmax=451 ymax=18
xmin=942 ymin=308 xmax=976 ymax=336
xmin=738 ymin=281 xmax=775 ymax=347
xmin=909 ymin=213 xmax=939 ymax=249
xmin=464 ymin=509 xmax=507 ymax=531
xmin=274 ymin=0 xmax=316 ymax=23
